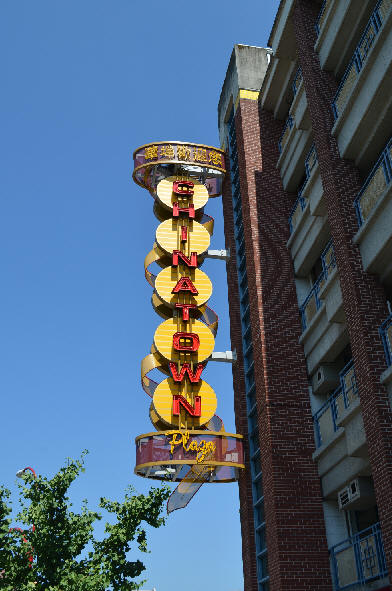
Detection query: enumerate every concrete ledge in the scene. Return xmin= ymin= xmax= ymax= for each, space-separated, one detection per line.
xmin=353 ymin=184 xmax=392 ymax=279
xmin=298 ymin=302 xmax=348 ymax=375
xmin=331 ymin=12 xmax=392 ymax=164
xmin=314 ymin=0 xmax=338 ymax=58
xmin=277 ymin=126 xmax=312 ymax=191
xmin=338 ymin=576 xmax=391 ymax=591
xmin=337 ymin=398 xmax=367 ymax=459
xmin=305 ymin=164 xmax=327 ymax=217
xmin=276 ymin=120 xmax=298 ymax=170
xmin=336 ymin=396 xmax=361 ymax=427
xmin=287 ymin=200 xmax=310 ymax=251
xmin=289 ymin=80 xmax=310 ymax=131
xmin=261 ymin=56 xmax=296 ymax=118
xmin=319 ymin=267 xmax=345 ymax=324
xmin=319 ymin=266 xmax=337 ymax=299
xmin=313 ymin=427 xmax=345 ymax=463
xmin=298 ymin=303 xmax=325 ymax=346
xmin=289 ymin=210 xmax=329 ymax=277
xmin=353 ymin=184 xmax=392 ymax=244
xmin=321 ymin=456 xmax=370 ymax=498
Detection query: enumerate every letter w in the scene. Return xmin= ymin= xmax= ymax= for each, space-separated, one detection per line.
xmin=169 ymin=362 xmax=204 ymax=383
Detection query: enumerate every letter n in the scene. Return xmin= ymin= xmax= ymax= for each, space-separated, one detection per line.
xmin=172 ymin=250 xmax=197 ymax=268
xmin=172 ymin=395 xmax=201 ymax=417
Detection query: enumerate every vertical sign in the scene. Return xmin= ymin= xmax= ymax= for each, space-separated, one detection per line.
xmin=132 ymin=142 xmax=244 ymax=511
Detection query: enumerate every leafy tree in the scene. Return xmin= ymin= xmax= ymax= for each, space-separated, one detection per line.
xmin=0 ymin=452 xmax=169 ymax=591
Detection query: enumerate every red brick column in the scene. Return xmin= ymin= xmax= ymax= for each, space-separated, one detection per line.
xmin=221 ymin=152 xmax=258 ymax=591
xmin=293 ymin=0 xmax=392 ymax=574
xmin=233 ymin=97 xmax=333 ymax=590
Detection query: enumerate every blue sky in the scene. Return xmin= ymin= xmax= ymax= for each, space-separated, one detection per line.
xmin=0 ymin=2 xmax=279 ymax=590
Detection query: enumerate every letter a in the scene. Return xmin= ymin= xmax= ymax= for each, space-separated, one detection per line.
xmin=172 ymin=276 xmax=199 ymax=295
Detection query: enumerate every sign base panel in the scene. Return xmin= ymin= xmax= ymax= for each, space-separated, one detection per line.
xmin=135 ymin=430 xmax=244 ymax=483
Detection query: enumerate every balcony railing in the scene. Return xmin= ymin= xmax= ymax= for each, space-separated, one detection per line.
xmin=380 ymin=313 xmax=392 ymax=367
xmin=330 ymin=523 xmax=387 ymax=590
xmin=278 ymin=115 xmax=293 ymax=153
xmin=292 ymin=67 xmax=303 ymax=96
xmin=332 ymin=0 xmax=391 ymax=119
xmin=288 ymin=144 xmax=318 ymax=233
xmin=305 ymin=143 xmax=318 ymax=176
xmin=299 ymin=240 xmax=336 ymax=330
xmin=289 ymin=189 xmax=307 ymax=234
xmin=315 ymin=0 xmax=331 ymax=36
xmin=355 ymin=138 xmax=392 ymax=225
xmin=313 ymin=360 xmax=358 ymax=448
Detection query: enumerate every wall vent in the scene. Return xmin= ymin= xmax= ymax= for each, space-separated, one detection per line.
xmin=338 ymin=478 xmax=374 ymax=510
xmin=312 ymin=364 xmax=339 ymax=395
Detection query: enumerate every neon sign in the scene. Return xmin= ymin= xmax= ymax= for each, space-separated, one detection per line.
xmin=132 ymin=141 xmax=244 ymax=512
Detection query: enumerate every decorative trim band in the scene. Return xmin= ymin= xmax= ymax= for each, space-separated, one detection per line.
xmin=234 ymin=89 xmax=260 ymax=111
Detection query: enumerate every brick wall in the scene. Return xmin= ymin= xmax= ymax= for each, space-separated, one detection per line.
xmin=232 ymin=96 xmax=332 ymax=590
xmin=293 ymin=0 xmax=392 ymax=575
xmin=221 ymin=152 xmax=258 ymax=591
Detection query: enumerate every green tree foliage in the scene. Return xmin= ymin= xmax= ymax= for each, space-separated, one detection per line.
xmin=0 ymin=452 xmax=169 ymax=591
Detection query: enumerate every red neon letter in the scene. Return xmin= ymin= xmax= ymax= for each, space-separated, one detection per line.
xmin=175 ymin=303 xmax=197 ymax=321
xmin=172 ymin=276 xmax=198 ymax=295
xmin=173 ymin=202 xmax=195 ymax=219
xmin=173 ymin=180 xmax=194 ymax=197
xmin=181 ymin=226 xmax=188 ymax=242
xmin=169 ymin=362 xmax=204 ymax=383
xmin=172 ymin=250 xmax=197 ymax=268
xmin=172 ymin=394 xmax=201 ymax=417
xmin=173 ymin=332 xmax=200 ymax=352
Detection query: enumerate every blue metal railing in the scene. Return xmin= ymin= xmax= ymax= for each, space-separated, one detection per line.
xmin=288 ymin=188 xmax=307 ymax=233
xmin=299 ymin=273 xmax=324 ymax=331
xmin=380 ymin=313 xmax=392 ymax=367
xmin=313 ymin=360 xmax=358 ymax=448
xmin=288 ymin=144 xmax=318 ymax=233
xmin=278 ymin=115 xmax=294 ymax=153
xmin=305 ymin=143 xmax=318 ymax=177
xmin=320 ymin=239 xmax=336 ymax=277
xmin=354 ymin=137 xmax=392 ymax=225
xmin=330 ymin=523 xmax=387 ymax=590
xmin=299 ymin=240 xmax=336 ymax=330
xmin=332 ymin=0 xmax=390 ymax=119
xmin=315 ymin=0 xmax=328 ymax=36
xmin=292 ymin=67 xmax=302 ymax=96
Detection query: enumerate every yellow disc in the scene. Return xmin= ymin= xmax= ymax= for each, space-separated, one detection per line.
xmin=154 ymin=318 xmax=215 ymax=363
xmin=155 ymin=266 xmax=212 ymax=308
xmin=155 ymin=219 xmax=210 ymax=256
xmin=151 ymin=291 xmax=172 ymax=320
xmin=149 ymin=401 xmax=170 ymax=430
xmin=152 ymin=377 xmax=217 ymax=428
xmin=156 ymin=176 xmax=209 ymax=212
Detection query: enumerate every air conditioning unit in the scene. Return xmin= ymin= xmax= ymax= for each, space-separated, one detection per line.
xmin=338 ymin=478 xmax=374 ymax=510
xmin=312 ymin=364 xmax=339 ymax=395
